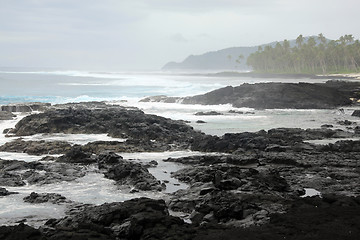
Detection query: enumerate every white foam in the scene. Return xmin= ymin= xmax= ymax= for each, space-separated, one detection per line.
xmin=301 ymin=188 xmax=322 ymax=198
xmin=0 ymin=114 xmax=28 ymax=146
xmin=0 ymin=193 xmax=67 ymax=227
xmin=0 ymin=171 xmax=167 ymax=226
xmin=19 ymin=133 xmax=126 ymax=145
xmin=305 ymin=138 xmax=360 ymax=145
xmin=0 ymin=152 xmax=59 ymax=162
xmin=120 ymin=151 xmax=222 ymax=193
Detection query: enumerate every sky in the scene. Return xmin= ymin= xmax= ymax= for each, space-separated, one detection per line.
xmin=0 ymin=0 xmax=359 ymax=71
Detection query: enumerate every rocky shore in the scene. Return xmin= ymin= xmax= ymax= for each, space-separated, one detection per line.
xmin=0 ymin=102 xmax=360 ymax=239
xmin=141 ymin=80 xmax=360 ymax=109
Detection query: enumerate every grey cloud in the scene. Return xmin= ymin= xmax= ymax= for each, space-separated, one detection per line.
xmin=0 ymin=0 xmax=360 ymax=70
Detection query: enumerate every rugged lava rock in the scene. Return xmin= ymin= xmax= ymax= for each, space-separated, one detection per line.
xmin=97 ymin=152 xmax=164 ymax=191
xmin=23 ymin=192 xmax=70 ymax=204
xmin=44 ymin=197 xmax=193 ymax=240
xmin=0 ymin=102 xmax=51 ymax=112
xmin=56 ymin=146 xmax=96 ymax=164
xmin=195 ymin=111 xmax=223 ymax=116
xmin=0 ymin=139 xmax=72 ymax=156
xmin=141 ymin=82 xmax=353 ymax=109
xmin=1 ymin=195 xmax=359 ymax=239
xmin=0 ymin=159 xmax=86 ymax=186
xmin=0 ymin=187 xmax=17 ymax=196
xmin=0 ymin=111 xmax=16 ymax=120
xmin=0 ymin=223 xmax=45 ymax=240
xmin=8 ymin=106 xmax=202 ymax=149
xmin=190 ymin=127 xmax=355 ymax=153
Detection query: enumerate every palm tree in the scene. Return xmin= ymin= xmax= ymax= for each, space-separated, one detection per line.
xmin=236 ymin=54 xmax=244 ymax=64
xmin=318 ymin=33 xmax=327 ymax=45
xmin=296 ymin=34 xmax=304 ymax=48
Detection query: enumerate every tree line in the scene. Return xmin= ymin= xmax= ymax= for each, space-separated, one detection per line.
xmin=246 ymin=34 xmax=360 ymax=74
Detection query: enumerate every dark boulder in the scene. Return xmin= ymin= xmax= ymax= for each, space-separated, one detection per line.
xmin=0 ymin=102 xmax=50 ymax=113
xmin=0 ymin=159 xmax=86 ymax=186
xmin=98 ymin=152 xmax=163 ymax=191
xmin=196 ymin=120 xmax=206 ymax=123
xmin=0 ymin=172 xmax=26 ymax=187
xmin=45 ymin=198 xmax=193 ymax=240
xmin=0 ymin=111 xmax=16 ymax=120
xmin=8 ymin=106 xmax=202 ymax=150
xmin=97 ymin=151 xmax=123 ymax=167
xmin=139 ymin=95 xmax=182 ymax=103
xmin=178 ymin=82 xmax=353 ymax=109
xmin=337 ymin=120 xmax=354 ymax=125
xmin=0 ymin=223 xmax=45 ymax=240
xmin=0 ymin=139 xmax=72 ymax=156
xmin=352 ymin=110 xmax=360 ymax=117
xmin=195 ymin=111 xmax=223 ymax=116
xmin=23 ymin=192 xmax=70 ymax=204
xmin=56 ymin=146 xmax=96 ymax=164
xmin=0 ymin=187 xmax=17 ymax=196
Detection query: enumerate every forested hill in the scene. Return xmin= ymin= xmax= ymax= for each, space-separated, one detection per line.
xmin=247 ymin=34 xmax=360 ymax=74
xmin=162 ymin=37 xmax=322 ymax=72
xmin=162 ymin=46 xmax=257 ymax=71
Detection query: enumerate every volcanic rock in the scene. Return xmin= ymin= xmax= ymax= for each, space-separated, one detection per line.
xmin=0 ymin=111 xmax=16 ymax=120
xmin=8 ymin=106 xmax=202 ymax=150
xmin=56 ymin=146 xmax=96 ymax=164
xmin=141 ymin=82 xmax=353 ymax=109
xmin=195 ymin=111 xmax=223 ymax=116
xmin=0 ymin=102 xmax=50 ymax=112
xmin=97 ymin=152 xmax=163 ymax=191
xmin=0 ymin=139 xmax=72 ymax=156
xmin=23 ymin=192 xmax=70 ymax=204
xmin=0 ymin=187 xmax=17 ymax=196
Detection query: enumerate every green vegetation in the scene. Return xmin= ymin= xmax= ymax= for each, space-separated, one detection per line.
xmin=246 ymin=34 xmax=360 ymax=74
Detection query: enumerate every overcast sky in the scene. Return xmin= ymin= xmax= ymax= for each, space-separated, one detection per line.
xmin=0 ymin=0 xmax=359 ymax=71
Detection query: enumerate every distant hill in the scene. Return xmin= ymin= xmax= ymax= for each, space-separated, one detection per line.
xmin=162 ymin=37 xmax=324 ymax=72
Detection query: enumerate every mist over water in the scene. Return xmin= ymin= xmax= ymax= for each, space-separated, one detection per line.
xmin=0 ymin=70 xmax=327 ymax=104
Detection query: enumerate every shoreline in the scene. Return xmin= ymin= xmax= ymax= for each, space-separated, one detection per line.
xmin=0 ymin=102 xmax=359 ymax=239
xmin=181 ymin=71 xmax=360 ymax=80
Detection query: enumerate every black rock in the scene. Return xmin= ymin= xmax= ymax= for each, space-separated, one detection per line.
xmin=0 ymin=111 xmax=16 ymax=120
xmin=9 ymin=105 xmax=202 ymax=151
xmin=0 ymin=223 xmax=45 ymax=240
xmin=45 ymin=198 xmax=193 ymax=240
xmin=196 ymin=120 xmax=206 ymax=124
xmin=337 ymin=120 xmax=354 ymax=125
xmin=23 ymin=192 xmax=70 ymax=204
xmin=0 ymin=172 xmax=26 ymax=187
xmin=182 ymin=82 xmax=352 ymax=109
xmin=0 ymin=187 xmax=17 ymax=196
xmin=140 ymin=83 xmax=354 ymax=109
xmin=0 ymin=102 xmax=50 ymax=112
xmin=0 ymin=139 xmax=72 ymax=156
xmin=56 ymin=146 xmax=96 ymax=164
xmin=98 ymin=153 xmax=163 ymax=191
xmin=228 ymin=110 xmax=244 ymax=114
xmin=0 ymin=159 xmax=86 ymax=186
xmin=97 ymin=151 xmax=123 ymax=167
xmin=352 ymin=110 xmax=360 ymax=117
xmin=195 ymin=111 xmax=223 ymax=116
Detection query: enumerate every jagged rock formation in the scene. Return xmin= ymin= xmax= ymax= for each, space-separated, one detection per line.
xmin=142 ymin=82 xmax=353 ymax=109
